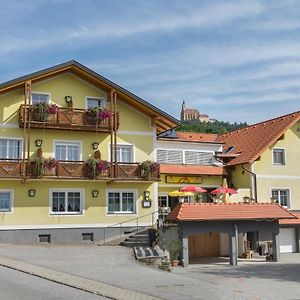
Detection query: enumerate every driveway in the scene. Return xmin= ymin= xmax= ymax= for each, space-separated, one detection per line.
xmin=0 ymin=244 xmax=299 ymax=300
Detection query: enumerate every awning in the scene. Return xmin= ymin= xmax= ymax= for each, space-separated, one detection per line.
xmin=168 ymin=191 xmax=193 ymax=197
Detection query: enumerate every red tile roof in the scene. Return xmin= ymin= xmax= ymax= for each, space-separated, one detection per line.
xmin=166 ymin=203 xmax=297 ymax=222
xmin=217 ymin=111 xmax=300 ymax=166
xmin=158 ymin=132 xmax=222 ymax=144
xmin=183 ymin=108 xmax=200 ymax=115
xmin=160 ymin=164 xmax=228 ymax=176
xmin=279 ymin=212 xmax=300 ymax=225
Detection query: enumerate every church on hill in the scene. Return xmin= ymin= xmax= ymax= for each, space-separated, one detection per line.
xmin=180 ymin=101 xmax=216 ymax=123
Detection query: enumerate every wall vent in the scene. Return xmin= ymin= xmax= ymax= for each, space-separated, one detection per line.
xmin=82 ymin=233 xmax=94 ymax=242
xmin=38 ymin=234 xmax=51 ymax=243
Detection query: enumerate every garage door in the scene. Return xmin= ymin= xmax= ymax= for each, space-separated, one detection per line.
xmin=279 ymin=228 xmax=296 ymax=253
xmin=188 ymin=232 xmax=220 ymax=258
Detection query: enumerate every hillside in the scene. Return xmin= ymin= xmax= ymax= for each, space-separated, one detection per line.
xmin=177 ymin=120 xmax=248 ymax=134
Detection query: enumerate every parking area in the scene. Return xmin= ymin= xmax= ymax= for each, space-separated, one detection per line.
xmin=0 ymin=244 xmax=299 ymax=300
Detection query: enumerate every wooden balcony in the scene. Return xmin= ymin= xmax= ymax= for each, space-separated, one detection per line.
xmin=0 ymin=158 xmax=160 ymax=181
xmin=27 ymin=161 xmax=160 ymax=181
xmin=0 ymin=159 xmax=23 ymax=178
xmin=19 ymin=105 xmax=119 ymax=132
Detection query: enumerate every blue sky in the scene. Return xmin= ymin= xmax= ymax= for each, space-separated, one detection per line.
xmin=1 ymin=0 xmax=300 ymax=124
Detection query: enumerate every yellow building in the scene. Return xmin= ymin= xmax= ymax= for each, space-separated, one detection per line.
xmin=217 ymin=111 xmax=300 ymax=253
xmin=0 ymin=60 xmax=179 ymax=243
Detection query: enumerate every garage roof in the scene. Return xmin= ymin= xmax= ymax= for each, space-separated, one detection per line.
xmin=166 ymin=203 xmax=297 ymax=222
xmin=279 ymin=212 xmax=300 ymax=225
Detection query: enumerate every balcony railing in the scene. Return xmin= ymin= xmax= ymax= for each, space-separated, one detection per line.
xmin=0 ymin=159 xmax=160 ymax=181
xmin=19 ymin=105 xmax=119 ymax=132
xmin=0 ymin=159 xmax=23 ymax=178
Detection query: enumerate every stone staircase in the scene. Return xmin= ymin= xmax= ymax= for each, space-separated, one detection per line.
xmin=120 ymin=230 xmax=150 ymax=247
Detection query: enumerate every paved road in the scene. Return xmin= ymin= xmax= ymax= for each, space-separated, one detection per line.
xmin=0 ymin=266 xmax=108 ymax=300
xmin=0 ymin=244 xmax=299 ymax=300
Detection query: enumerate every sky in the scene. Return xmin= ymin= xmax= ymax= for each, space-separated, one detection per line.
xmin=0 ymin=0 xmax=300 ymax=124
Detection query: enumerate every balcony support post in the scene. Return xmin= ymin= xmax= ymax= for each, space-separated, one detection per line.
xmin=22 ymin=81 xmax=31 ymax=179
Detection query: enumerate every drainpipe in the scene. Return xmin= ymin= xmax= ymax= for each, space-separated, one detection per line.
xmin=242 ymin=164 xmax=257 ymax=202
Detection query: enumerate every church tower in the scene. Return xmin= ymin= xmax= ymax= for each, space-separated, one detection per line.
xmin=180 ymin=100 xmax=185 ymax=123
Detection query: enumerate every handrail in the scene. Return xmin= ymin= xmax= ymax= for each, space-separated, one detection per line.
xmin=103 ymin=210 xmax=159 ymax=243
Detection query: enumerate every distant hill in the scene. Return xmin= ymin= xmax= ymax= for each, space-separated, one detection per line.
xmin=176 ymin=120 xmax=248 ymax=134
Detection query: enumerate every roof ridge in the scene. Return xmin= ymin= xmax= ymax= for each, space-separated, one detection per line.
xmin=219 ymin=110 xmax=300 ymax=138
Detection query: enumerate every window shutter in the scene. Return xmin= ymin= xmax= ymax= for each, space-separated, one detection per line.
xmin=185 ymin=151 xmax=213 ymax=165
xmin=157 ymin=149 xmax=182 ymax=164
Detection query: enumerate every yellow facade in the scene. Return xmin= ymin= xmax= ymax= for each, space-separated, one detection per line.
xmin=253 ymin=121 xmax=300 ymax=209
xmin=0 ymin=72 xmax=158 ymax=229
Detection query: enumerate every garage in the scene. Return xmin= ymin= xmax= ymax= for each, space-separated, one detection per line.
xmin=279 ymin=228 xmax=296 ymax=253
xmin=188 ymin=232 xmax=220 ymax=258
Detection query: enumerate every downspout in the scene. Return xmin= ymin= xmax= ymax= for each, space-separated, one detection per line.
xmin=242 ymin=164 xmax=257 ymax=202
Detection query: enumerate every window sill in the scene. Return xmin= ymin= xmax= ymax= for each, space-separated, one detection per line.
xmin=107 ymin=212 xmax=136 ymax=215
xmin=50 ymin=212 xmax=83 ymax=216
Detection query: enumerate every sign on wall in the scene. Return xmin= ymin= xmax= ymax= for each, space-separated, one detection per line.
xmin=165 ymin=176 xmax=202 ymax=184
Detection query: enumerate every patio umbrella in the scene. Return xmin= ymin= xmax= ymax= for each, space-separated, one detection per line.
xmin=211 ymin=187 xmax=237 ymax=195
xmin=179 ymin=185 xmax=207 ymax=193
xmin=168 ymin=190 xmax=193 ymax=197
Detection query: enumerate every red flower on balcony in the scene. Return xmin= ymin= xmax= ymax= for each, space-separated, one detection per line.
xmin=44 ymin=157 xmax=58 ymax=169
xmin=45 ymin=104 xmax=60 ymax=114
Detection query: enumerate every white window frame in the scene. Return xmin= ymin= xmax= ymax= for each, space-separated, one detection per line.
xmin=272 ymin=148 xmax=286 ymax=166
xmin=85 ymin=96 xmax=106 ymax=110
xmin=31 ymin=92 xmax=51 ymax=105
xmin=270 ymin=188 xmax=291 ymax=208
xmin=158 ymin=193 xmax=169 ymax=208
xmin=106 ymin=189 xmax=137 ymax=215
xmin=49 ymin=189 xmax=84 ymax=215
xmin=109 ymin=143 xmax=135 ymax=163
xmin=0 ymin=189 xmax=13 ymax=213
xmin=53 ymin=140 xmax=82 ymax=161
xmin=0 ymin=137 xmax=23 ymax=160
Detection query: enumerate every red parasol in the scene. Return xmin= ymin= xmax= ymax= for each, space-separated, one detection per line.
xmin=211 ymin=187 xmax=237 ymax=195
xmin=179 ymin=186 xmax=207 ymax=193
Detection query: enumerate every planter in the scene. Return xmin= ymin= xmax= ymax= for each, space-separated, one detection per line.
xmin=85 ymin=113 xmax=98 ymax=126
xmin=31 ymin=109 xmax=48 ymax=122
xmin=44 ymin=167 xmax=57 ymax=176
xmin=172 ymin=259 xmax=179 ymax=267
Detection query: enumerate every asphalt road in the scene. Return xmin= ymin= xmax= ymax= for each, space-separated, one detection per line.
xmin=0 ymin=244 xmax=299 ymax=300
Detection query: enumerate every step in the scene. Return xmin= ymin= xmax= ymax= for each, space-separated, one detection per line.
xmin=120 ymin=240 xmax=150 ymax=247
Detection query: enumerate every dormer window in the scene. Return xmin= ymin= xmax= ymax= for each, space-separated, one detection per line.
xmin=224 ymin=145 xmax=236 ymax=154
xmin=273 ymin=148 xmax=285 ymax=166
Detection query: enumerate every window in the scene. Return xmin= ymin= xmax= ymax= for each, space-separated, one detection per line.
xmin=0 ymin=191 xmax=12 ymax=212
xmin=55 ymin=141 xmax=80 ymax=161
xmin=86 ymin=97 xmax=105 ymax=109
xmin=112 ymin=145 xmax=134 ymax=163
xmin=224 ymin=145 xmax=236 ymax=154
xmin=51 ymin=190 xmax=83 ymax=214
xmin=185 ymin=151 xmax=213 ymax=165
xmin=0 ymin=138 xmax=22 ymax=160
xmin=157 ymin=149 xmax=183 ymax=164
xmin=158 ymin=195 xmax=169 ymax=208
xmin=107 ymin=190 xmax=136 ymax=214
xmin=271 ymin=189 xmax=290 ymax=208
xmin=31 ymin=93 xmax=50 ymax=105
xmin=273 ymin=148 xmax=285 ymax=165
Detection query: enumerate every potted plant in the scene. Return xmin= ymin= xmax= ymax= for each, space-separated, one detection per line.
xmin=85 ymin=107 xmax=112 ymax=125
xmin=167 ymin=240 xmax=182 ymax=267
xmin=31 ymin=103 xmax=59 ymax=122
xmin=33 ymin=157 xmax=45 ymax=177
xmin=140 ymin=160 xmax=160 ymax=180
xmin=44 ymin=157 xmax=58 ymax=176
xmin=86 ymin=158 xmax=110 ymax=179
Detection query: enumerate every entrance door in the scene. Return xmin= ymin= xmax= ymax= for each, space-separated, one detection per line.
xmin=188 ymin=232 xmax=220 ymax=258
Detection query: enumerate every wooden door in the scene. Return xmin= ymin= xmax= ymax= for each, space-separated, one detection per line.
xmin=188 ymin=232 xmax=220 ymax=258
